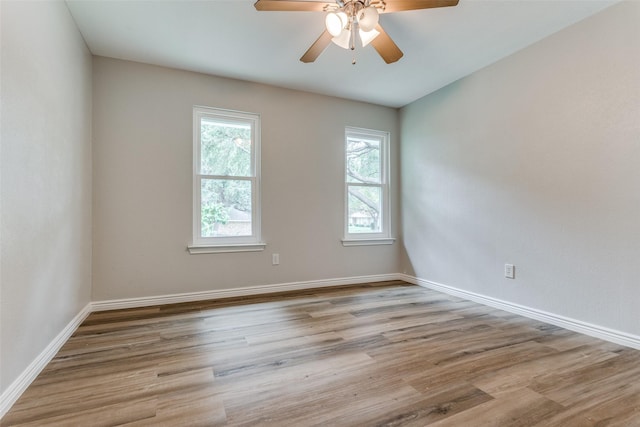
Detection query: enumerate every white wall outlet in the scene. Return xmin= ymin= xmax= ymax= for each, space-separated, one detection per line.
xmin=272 ymin=253 xmax=280 ymax=265
xmin=505 ymin=264 xmax=515 ymax=279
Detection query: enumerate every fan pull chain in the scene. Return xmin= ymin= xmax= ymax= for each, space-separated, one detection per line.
xmin=351 ymin=24 xmax=356 ymax=64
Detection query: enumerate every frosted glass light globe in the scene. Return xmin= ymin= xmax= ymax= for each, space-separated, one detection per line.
xmin=359 ymin=28 xmax=380 ymax=47
xmin=357 ymin=6 xmax=379 ymax=32
xmin=326 ymin=12 xmax=348 ymax=37
xmin=331 ymin=28 xmax=351 ymax=49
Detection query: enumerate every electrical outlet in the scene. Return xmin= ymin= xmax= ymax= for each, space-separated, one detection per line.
xmin=505 ymin=264 xmax=515 ymax=279
xmin=272 ymin=253 xmax=280 ymax=265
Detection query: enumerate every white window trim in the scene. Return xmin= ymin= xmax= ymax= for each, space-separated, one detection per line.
xmin=342 ymin=237 xmax=396 ymax=246
xmin=187 ymin=243 xmax=266 ymax=254
xmin=343 ymin=127 xmax=393 ymax=246
xmin=189 ymin=106 xmax=265 ymax=254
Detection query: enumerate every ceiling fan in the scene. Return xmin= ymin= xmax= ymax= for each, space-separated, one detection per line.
xmin=254 ymin=0 xmax=459 ymax=64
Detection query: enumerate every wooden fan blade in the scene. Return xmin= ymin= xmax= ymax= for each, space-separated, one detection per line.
xmin=370 ymin=24 xmax=403 ymax=64
xmin=254 ymin=0 xmax=333 ymax=12
xmin=300 ymin=30 xmax=333 ymax=63
xmin=376 ymin=0 xmax=459 ymax=13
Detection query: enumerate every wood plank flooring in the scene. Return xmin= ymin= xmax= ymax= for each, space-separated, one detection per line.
xmin=3 ymin=281 xmax=640 ymax=426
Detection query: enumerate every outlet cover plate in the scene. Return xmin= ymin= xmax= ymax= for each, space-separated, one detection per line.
xmin=505 ymin=264 xmax=515 ymax=279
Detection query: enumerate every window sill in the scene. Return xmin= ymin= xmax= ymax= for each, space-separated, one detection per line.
xmin=341 ymin=238 xmax=396 ymax=247
xmin=187 ymin=243 xmax=266 ymax=254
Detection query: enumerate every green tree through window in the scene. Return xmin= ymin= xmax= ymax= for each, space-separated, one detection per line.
xmin=200 ymin=120 xmax=252 ymax=237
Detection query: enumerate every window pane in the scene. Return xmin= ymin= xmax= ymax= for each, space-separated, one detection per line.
xmin=201 ymin=118 xmax=251 ymax=176
xmin=346 ymin=137 xmax=380 ymax=184
xmin=201 ymin=179 xmax=252 ymax=237
xmin=347 ymin=185 xmax=382 ymax=233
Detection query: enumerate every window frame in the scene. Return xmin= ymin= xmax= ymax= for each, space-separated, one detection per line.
xmin=189 ymin=106 xmax=265 ymax=254
xmin=342 ymin=127 xmax=394 ymax=246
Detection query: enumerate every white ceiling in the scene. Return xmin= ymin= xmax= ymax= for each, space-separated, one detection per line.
xmin=65 ymin=0 xmax=619 ymax=108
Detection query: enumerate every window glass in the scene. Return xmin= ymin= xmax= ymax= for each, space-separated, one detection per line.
xmin=346 ymin=137 xmax=381 ymax=184
xmin=200 ymin=119 xmax=252 ymax=177
xmin=201 ymin=179 xmax=252 ymax=237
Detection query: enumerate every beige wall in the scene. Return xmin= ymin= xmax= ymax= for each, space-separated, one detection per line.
xmin=0 ymin=0 xmax=92 ymax=394
xmin=400 ymin=1 xmax=640 ymax=336
xmin=92 ymin=57 xmax=400 ymax=301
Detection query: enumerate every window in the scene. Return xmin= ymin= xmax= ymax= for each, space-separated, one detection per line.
xmin=189 ymin=107 xmax=264 ymax=253
xmin=343 ymin=127 xmax=394 ymax=246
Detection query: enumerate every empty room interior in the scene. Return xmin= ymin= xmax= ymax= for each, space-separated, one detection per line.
xmin=1 ymin=0 xmax=639 ymax=425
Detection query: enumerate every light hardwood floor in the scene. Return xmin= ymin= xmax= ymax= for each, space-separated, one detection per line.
xmin=3 ymin=281 xmax=640 ymax=426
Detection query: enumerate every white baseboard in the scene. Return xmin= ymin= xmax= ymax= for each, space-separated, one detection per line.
xmin=91 ymin=274 xmax=401 ymax=311
xmin=0 ymin=303 xmax=92 ymax=419
xmin=399 ymin=273 xmax=640 ymax=350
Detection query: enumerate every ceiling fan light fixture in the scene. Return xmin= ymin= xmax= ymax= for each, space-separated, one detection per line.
xmin=331 ymin=28 xmax=351 ymax=50
xmin=357 ymin=6 xmax=379 ymax=32
xmin=359 ymin=28 xmax=380 ymax=47
xmin=255 ymin=0 xmax=460 ymax=64
xmin=325 ymin=11 xmax=348 ymax=37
